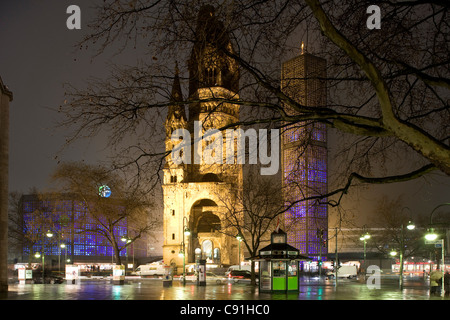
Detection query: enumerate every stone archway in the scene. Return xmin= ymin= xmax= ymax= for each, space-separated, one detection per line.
xmin=188 ymin=199 xmax=223 ymax=264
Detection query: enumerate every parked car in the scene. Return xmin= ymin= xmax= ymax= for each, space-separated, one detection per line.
xmin=178 ymin=272 xmax=226 ymax=284
xmin=178 ymin=272 xmax=197 ymax=282
xmin=206 ymin=272 xmax=227 ymax=284
xmin=225 ymin=265 xmax=251 ymax=275
xmin=32 ymin=273 xmax=64 ymax=284
xmin=227 ymin=270 xmax=252 ymax=283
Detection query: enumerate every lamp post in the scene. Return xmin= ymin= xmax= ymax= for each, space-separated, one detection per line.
xmin=180 ymin=217 xmax=190 ymax=285
xmin=398 ymin=221 xmax=415 ymax=290
xmin=34 ymin=252 xmax=43 ymax=283
xmin=425 ymin=203 xmax=450 ymax=297
xmin=59 ymin=243 xmax=66 ymax=273
xmin=236 ymin=233 xmax=243 ymax=270
xmin=121 ymin=235 xmax=132 ymax=275
xmin=359 ymin=228 xmax=371 ymax=276
xmin=36 ymin=230 xmax=54 ymax=283
xmin=425 ymin=228 xmax=445 ymax=297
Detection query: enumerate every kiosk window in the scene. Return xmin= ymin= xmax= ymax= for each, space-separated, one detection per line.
xmin=273 ymin=261 xmax=286 ymax=277
xmin=288 ymin=261 xmax=297 ymax=276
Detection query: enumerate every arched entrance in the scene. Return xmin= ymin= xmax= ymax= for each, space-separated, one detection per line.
xmin=188 ymin=199 xmax=222 ymax=264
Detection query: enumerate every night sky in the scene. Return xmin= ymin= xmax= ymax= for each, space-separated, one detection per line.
xmin=1 ymin=1 xmax=449 ymax=225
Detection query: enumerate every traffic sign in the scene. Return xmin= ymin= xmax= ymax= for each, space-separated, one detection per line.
xmin=425 ymin=240 xmax=440 ymax=245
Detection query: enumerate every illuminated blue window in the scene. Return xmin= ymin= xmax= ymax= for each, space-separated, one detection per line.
xmin=21 ymin=195 xmax=131 ymax=260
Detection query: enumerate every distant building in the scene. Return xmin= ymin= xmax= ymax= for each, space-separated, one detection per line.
xmin=0 ymin=76 xmax=13 ymax=292
xmin=18 ymin=194 xmax=149 ymax=268
xmin=281 ymin=47 xmax=328 ymax=261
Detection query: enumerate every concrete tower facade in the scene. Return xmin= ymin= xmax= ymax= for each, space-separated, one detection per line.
xmin=162 ymin=6 xmax=242 ymax=272
xmin=0 ymin=76 xmax=12 ymax=292
xmin=281 ymin=48 xmax=328 ymax=261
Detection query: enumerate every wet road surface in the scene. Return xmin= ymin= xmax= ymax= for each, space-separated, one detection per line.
xmin=1 ymin=276 xmax=447 ymax=300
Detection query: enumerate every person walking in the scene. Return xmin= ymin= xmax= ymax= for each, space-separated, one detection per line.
xmin=430 ymin=268 xmax=443 ymax=296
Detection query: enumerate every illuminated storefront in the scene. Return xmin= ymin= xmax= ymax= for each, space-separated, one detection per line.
xmin=392 ymin=261 xmax=450 ymax=275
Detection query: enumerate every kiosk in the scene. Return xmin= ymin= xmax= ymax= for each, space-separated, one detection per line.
xmin=65 ymin=264 xmax=80 ymax=284
xmin=113 ymin=265 xmax=125 ymax=285
xmin=256 ymin=229 xmax=311 ymax=292
xmin=197 ymin=259 xmax=206 ymax=286
xmin=163 ymin=265 xmax=173 ymax=287
xmin=18 ymin=266 xmax=33 ymax=284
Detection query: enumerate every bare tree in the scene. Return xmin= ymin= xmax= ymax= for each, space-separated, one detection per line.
xmin=57 ymin=1 xmax=449 ymax=217
xmin=8 ymin=191 xmax=25 ymax=263
xmin=8 ymin=190 xmax=64 ymax=266
xmin=369 ymin=196 xmax=427 ymax=281
xmin=214 ymin=168 xmax=284 ymax=284
xmin=50 ymin=162 xmax=158 ymax=265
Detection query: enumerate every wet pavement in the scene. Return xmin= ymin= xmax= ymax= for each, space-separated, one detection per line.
xmin=1 ymin=277 xmax=446 ymax=319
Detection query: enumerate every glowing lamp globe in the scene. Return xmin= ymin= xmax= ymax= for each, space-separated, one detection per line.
xmin=99 ymin=185 xmax=111 ymax=198
xmin=425 ymin=232 xmax=438 ymax=241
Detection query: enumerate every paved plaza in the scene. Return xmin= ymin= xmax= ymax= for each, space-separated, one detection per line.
xmin=1 ymin=276 xmax=447 ymax=300
xmin=0 ymin=277 xmax=446 ymax=319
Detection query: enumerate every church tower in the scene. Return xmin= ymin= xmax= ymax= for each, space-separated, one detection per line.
xmin=162 ymin=6 xmax=243 ymax=272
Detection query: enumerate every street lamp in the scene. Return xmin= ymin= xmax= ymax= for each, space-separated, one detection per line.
xmin=121 ymin=235 xmax=134 ymax=274
xmin=181 ymin=217 xmax=190 ymax=285
xmin=37 ymin=231 xmax=54 ymax=283
xmin=59 ymin=243 xmax=66 ymax=273
xmin=397 ymin=220 xmax=415 ymax=290
xmin=425 ymin=229 xmax=445 ymax=297
xmin=425 ymin=203 xmax=450 ymax=297
xmin=359 ymin=226 xmax=371 ymax=276
xmin=425 ymin=228 xmax=438 ymax=241
xmin=236 ymin=233 xmax=243 ymax=270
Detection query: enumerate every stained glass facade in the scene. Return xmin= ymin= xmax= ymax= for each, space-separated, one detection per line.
xmin=281 ymin=52 xmax=328 ymax=260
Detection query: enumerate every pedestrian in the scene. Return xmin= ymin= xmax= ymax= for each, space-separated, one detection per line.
xmin=429 ymin=268 xmax=443 ymax=296
xmin=444 ymin=271 xmax=450 ymax=296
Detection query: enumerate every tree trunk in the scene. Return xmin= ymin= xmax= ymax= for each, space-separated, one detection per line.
xmin=110 ymin=234 xmax=122 ymax=265
xmin=250 ymin=258 xmax=257 ymax=286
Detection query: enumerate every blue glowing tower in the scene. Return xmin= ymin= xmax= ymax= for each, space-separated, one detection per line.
xmin=281 ymin=46 xmax=328 ymax=261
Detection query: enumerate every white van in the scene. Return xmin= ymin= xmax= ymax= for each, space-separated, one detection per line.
xmin=134 ymin=261 xmax=167 ymax=276
xmin=326 ymin=265 xmax=358 ymax=279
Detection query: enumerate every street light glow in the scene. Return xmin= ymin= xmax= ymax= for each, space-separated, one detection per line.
xmin=406 ymin=221 xmax=415 ymax=230
xmin=425 ymin=231 xmax=438 ymax=241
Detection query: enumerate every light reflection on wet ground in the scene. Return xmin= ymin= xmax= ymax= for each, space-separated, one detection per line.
xmin=1 ymin=278 xmax=448 ymax=300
